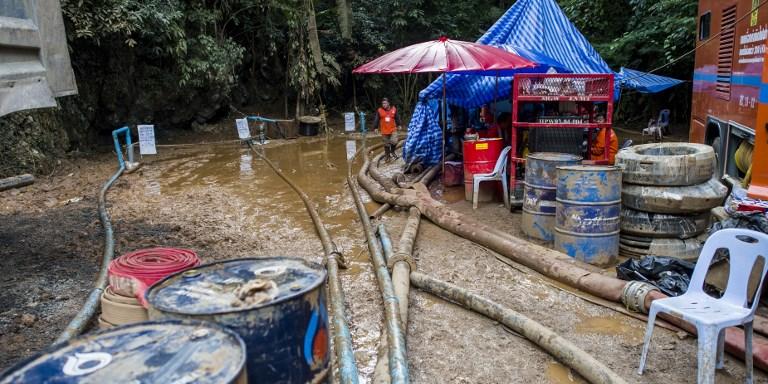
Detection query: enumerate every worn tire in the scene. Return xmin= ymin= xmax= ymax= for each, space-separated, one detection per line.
xmin=619 ymin=236 xmax=706 ymax=261
xmin=620 ymin=207 xmax=710 ymax=239
xmin=622 ymin=177 xmax=728 ymax=214
xmin=616 ymin=143 xmax=715 ymax=186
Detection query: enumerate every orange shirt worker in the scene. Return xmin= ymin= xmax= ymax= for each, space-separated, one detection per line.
xmin=591 ymin=116 xmax=618 ymax=164
xmin=372 ymin=98 xmax=402 ymax=161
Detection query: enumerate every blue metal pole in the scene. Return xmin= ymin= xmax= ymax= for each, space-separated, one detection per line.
xmin=359 ymin=112 xmax=366 ymax=133
xmin=111 ymin=126 xmax=131 ymax=168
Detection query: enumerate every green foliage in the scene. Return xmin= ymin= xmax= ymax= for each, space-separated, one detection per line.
xmin=558 ymin=0 xmax=697 ymax=123
xmin=62 ymin=0 xmax=243 ymax=92
xmin=58 ymin=0 xmax=698 ymax=125
xmin=603 ymin=0 xmax=697 ymax=74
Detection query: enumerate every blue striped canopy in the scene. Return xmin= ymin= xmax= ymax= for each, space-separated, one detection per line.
xmin=405 ymin=0 xmax=682 ymax=166
xmin=403 ymin=99 xmax=442 ymax=165
xmin=618 ymin=67 xmax=685 ymax=94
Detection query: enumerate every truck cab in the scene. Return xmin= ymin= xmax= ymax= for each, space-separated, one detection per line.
xmin=691 ymin=0 xmax=762 ymax=184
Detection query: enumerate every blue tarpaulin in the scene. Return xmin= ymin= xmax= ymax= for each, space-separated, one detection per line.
xmin=405 ymin=0 xmax=683 ymax=166
xmin=618 ymin=67 xmax=685 ymax=94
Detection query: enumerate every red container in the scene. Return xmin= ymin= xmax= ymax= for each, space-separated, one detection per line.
xmin=463 ymin=138 xmax=503 ymax=202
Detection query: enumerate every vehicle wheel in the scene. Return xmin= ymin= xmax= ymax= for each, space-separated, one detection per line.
xmin=710 ymin=136 xmax=722 ymax=179
xmin=620 ymin=207 xmax=710 ymax=239
xmin=615 ymin=143 xmax=715 ymax=186
xmin=622 ymin=177 xmax=728 ymax=214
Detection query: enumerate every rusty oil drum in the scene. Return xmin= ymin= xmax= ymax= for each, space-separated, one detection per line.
xmin=146 ymin=257 xmax=329 ymax=383
xmin=554 ymin=165 xmax=622 ymax=266
xmin=0 ymin=320 xmax=247 ymax=383
xmin=463 ymin=138 xmax=503 ymax=202
xmin=521 ymin=152 xmax=582 ymax=241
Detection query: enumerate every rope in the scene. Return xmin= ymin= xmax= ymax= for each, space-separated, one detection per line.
xmin=108 ymin=247 xmax=200 ymax=306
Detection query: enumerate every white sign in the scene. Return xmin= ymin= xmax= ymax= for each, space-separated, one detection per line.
xmin=240 ymin=153 xmax=253 ymax=175
xmin=236 ymin=118 xmax=251 ymax=139
xmin=346 ymin=140 xmax=357 ymax=160
xmin=344 ymin=113 xmax=356 ymax=132
xmin=137 ymin=125 xmax=156 ymax=155
xmin=738 ymin=25 xmax=767 ymax=64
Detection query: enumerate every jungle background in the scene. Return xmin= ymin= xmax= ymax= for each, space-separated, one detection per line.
xmin=0 ymin=0 xmax=697 ymax=177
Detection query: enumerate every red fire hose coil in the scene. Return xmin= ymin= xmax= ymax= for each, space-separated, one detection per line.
xmin=108 ymin=247 xmax=200 ymax=306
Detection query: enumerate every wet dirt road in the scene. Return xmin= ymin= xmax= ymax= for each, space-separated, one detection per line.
xmin=1 ymin=132 xmax=766 ymax=383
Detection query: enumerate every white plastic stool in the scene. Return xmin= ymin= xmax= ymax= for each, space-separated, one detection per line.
xmin=472 ymin=146 xmax=511 ymax=210
xmin=638 ymin=228 xmax=768 ymax=384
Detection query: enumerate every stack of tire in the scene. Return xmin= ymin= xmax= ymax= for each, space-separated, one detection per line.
xmin=615 ymin=143 xmax=728 ymax=261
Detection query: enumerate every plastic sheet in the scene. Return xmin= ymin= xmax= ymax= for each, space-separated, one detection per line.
xmin=710 ymin=212 xmax=768 ymax=234
xmin=616 ymin=256 xmax=695 ymax=296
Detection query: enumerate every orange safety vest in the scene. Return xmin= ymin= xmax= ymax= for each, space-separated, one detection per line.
xmin=591 ymin=127 xmax=619 ymax=164
xmin=377 ymin=106 xmax=397 ymax=134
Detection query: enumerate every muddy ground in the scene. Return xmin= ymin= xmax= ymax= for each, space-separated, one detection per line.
xmin=0 ymin=125 xmax=764 ymax=383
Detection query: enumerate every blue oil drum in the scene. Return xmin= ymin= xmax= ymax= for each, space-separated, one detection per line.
xmin=0 ymin=320 xmax=246 ymax=383
xmin=146 ymin=257 xmax=329 ymax=384
xmin=554 ymin=165 xmax=622 ymax=266
xmin=522 ymin=152 xmax=582 ymax=241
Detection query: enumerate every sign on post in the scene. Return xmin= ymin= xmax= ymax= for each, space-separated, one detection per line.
xmin=137 ymin=125 xmax=157 ymax=155
xmin=236 ymin=118 xmax=251 ymax=139
xmin=344 ymin=113 xmax=356 ymax=132
xmin=346 ymin=140 xmax=357 ymax=160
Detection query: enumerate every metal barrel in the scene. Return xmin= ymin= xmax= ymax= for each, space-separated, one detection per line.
xmin=146 ymin=257 xmax=330 ymax=384
xmin=554 ymin=165 xmax=622 ymax=266
xmin=0 ymin=320 xmax=247 ymax=384
xmin=463 ymin=138 xmax=503 ymax=202
xmin=521 ymin=152 xmax=582 ymax=241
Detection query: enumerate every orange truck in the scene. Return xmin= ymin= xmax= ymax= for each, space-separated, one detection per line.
xmin=692 ymin=0 xmax=768 ymax=199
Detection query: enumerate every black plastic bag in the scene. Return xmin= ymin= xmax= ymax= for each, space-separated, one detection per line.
xmin=616 ymin=256 xmax=696 ymax=296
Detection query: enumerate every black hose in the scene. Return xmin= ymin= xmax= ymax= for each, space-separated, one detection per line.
xmin=55 ymin=166 xmax=124 ymax=343
xmin=245 ymin=141 xmax=359 ymax=383
xmin=347 ymin=141 xmax=410 ymax=383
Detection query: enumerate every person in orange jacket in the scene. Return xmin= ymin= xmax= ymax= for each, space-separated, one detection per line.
xmin=372 ymin=98 xmax=402 ymax=161
xmin=591 ymin=115 xmax=619 ymax=164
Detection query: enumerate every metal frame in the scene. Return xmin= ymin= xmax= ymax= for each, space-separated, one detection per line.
xmin=509 ymin=73 xmax=615 ymax=198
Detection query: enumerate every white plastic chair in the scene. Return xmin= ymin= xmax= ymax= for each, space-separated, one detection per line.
xmin=638 ymin=228 xmax=768 ymax=384
xmin=472 ymin=146 xmax=511 ymax=210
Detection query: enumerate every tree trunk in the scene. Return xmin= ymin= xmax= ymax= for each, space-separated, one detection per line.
xmin=306 ymin=0 xmax=324 ymax=72
xmin=336 ymin=0 xmax=352 ymax=38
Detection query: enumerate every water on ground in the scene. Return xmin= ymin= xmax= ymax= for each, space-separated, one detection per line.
xmin=1 ymin=128 xmax=765 ymax=383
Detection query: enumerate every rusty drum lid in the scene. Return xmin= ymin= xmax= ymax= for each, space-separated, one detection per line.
xmin=0 ymin=320 xmax=245 ymax=383
xmin=146 ymin=257 xmax=326 ymax=315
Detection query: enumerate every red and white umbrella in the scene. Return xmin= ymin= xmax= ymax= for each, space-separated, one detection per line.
xmin=354 ymin=36 xmax=536 ymax=176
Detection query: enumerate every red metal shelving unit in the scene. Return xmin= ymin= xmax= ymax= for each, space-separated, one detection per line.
xmin=510 ymin=73 xmax=615 ymax=196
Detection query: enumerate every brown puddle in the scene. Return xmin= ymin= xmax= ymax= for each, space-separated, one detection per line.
xmin=575 ymin=314 xmax=644 ymax=344
xmin=141 ymin=136 xmax=372 ymax=245
xmin=545 ymin=362 xmax=586 ymax=384
xmin=437 ymin=186 xmax=467 ymax=203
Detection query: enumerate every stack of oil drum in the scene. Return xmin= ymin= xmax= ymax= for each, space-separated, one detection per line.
xmin=615 ymin=143 xmax=728 ymax=260
xmin=554 ymin=165 xmax=622 ymax=266
xmin=521 ymin=153 xmax=582 ymax=242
